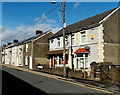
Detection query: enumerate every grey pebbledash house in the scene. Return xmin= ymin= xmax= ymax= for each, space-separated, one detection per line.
xmin=47 ymin=7 xmax=120 ymax=76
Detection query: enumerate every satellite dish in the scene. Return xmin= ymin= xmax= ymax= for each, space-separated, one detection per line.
xmin=85 ymin=46 xmax=90 ymax=50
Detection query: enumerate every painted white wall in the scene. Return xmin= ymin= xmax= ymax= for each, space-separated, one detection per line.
xmin=5 ymin=49 xmax=9 ymax=64
xmin=18 ymin=45 xmax=24 ymax=66
xmin=49 ymin=25 xmax=104 ymax=70
xmin=49 ymin=35 xmax=72 ymax=51
xmin=4 ymin=48 xmax=12 ymax=64
xmin=11 ymin=46 xmax=19 ymax=66
xmin=1 ymin=49 xmax=5 ymax=64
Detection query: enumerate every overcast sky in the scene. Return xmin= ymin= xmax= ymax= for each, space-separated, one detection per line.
xmin=1 ymin=2 xmax=118 ymax=45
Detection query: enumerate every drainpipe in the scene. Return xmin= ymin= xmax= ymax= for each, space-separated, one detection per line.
xmin=31 ymin=41 xmax=34 ymax=70
xmin=83 ymin=54 xmax=86 ymax=78
xmin=70 ymin=33 xmax=74 ymax=70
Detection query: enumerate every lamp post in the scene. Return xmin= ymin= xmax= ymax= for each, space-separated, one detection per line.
xmin=50 ymin=1 xmax=66 ymax=77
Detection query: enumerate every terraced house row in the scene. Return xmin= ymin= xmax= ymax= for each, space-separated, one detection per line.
xmin=1 ymin=7 xmax=120 ymax=77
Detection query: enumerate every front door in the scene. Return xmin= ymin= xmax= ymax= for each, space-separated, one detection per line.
xmin=29 ymin=56 xmax=32 ymax=70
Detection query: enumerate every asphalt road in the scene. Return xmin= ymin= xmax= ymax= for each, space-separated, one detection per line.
xmin=2 ymin=66 xmax=113 ymax=95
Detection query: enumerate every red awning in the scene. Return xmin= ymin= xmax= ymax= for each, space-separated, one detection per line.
xmin=74 ymin=48 xmax=90 ymax=53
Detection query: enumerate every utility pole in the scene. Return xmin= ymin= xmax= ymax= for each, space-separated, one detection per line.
xmin=71 ymin=33 xmax=74 ymax=70
xmin=50 ymin=1 xmax=66 ymax=77
xmin=62 ymin=2 xmax=66 ymax=78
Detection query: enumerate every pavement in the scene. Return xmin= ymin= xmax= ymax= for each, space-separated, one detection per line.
xmin=1 ymin=64 xmax=120 ymax=95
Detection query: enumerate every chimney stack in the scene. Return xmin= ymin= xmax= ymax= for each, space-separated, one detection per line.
xmin=36 ymin=30 xmax=43 ymax=35
xmin=7 ymin=42 xmax=11 ymax=45
xmin=13 ymin=39 xmax=19 ymax=43
xmin=3 ymin=45 xmax=6 ymax=47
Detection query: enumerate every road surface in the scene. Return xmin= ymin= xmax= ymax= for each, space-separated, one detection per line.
xmin=2 ymin=65 xmax=113 ymax=95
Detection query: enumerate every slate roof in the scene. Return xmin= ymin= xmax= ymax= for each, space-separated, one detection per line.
xmin=19 ymin=30 xmax=51 ymax=44
xmin=4 ymin=30 xmax=51 ymax=48
xmin=49 ymin=8 xmax=117 ymax=39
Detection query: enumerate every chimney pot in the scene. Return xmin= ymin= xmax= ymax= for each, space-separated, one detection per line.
xmin=13 ymin=39 xmax=19 ymax=43
xmin=36 ymin=30 xmax=43 ymax=35
xmin=7 ymin=42 xmax=11 ymax=45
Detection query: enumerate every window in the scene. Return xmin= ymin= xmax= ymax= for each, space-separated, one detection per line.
xmin=81 ymin=31 xmax=86 ymax=43
xmin=26 ymin=44 xmax=28 ymax=52
xmin=25 ymin=56 xmax=28 ymax=65
xmin=65 ymin=36 xmax=68 ymax=46
xmin=51 ymin=39 xmax=54 ymax=43
xmin=19 ymin=48 xmax=22 ymax=51
xmin=57 ymin=38 xmax=60 ymax=47
xmin=71 ymin=34 xmax=74 ymax=45
xmin=76 ymin=54 xmax=88 ymax=69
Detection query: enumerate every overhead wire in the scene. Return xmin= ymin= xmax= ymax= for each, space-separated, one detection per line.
xmin=2 ymin=3 xmax=61 ymax=43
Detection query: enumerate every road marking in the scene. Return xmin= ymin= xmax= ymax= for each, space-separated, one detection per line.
xmin=2 ymin=65 xmax=113 ymax=94
xmin=53 ymin=77 xmax=113 ymax=94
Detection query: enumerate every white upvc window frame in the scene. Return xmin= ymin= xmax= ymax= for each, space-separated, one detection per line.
xmin=71 ymin=34 xmax=74 ymax=46
xmin=25 ymin=56 xmax=28 ymax=65
xmin=57 ymin=38 xmax=60 ymax=47
xmin=76 ymin=54 xmax=89 ymax=70
xmin=65 ymin=36 xmax=69 ymax=46
xmin=81 ymin=31 xmax=86 ymax=44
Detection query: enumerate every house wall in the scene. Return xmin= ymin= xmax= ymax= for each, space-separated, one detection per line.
xmin=11 ymin=46 xmax=19 ymax=66
xmin=49 ymin=25 xmax=104 ymax=71
xmin=5 ymin=48 xmax=12 ymax=64
xmin=103 ymin=8 xmax=120 ymax=65
xmin=23 ymin=42 xmax=32 ymax=69
xmin=32 ymin=32 xmax=54 ymax=70
xmin=17 ymin=45 xmax=24 ymax=66
xmin=1 ymin=48 xmax=5 ymax=64
xmin=49 ymin=34 xmax=71 ymax=51
xmin=69 ymin=26 xmax=104 ymax=70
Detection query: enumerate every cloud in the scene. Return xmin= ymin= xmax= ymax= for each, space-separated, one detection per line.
xmin=74 ymin=2 xmax=80 ymax=7
xmin=1 ymin=13 xmax=61 ymax=44
xmin=41 ymin=13 xmax=47 ymax=19
xmin=46 ymin=19 xmax=56 ymax=23
xmin=0 ymin=27 xmax=14 ymax=41
xmin=0 ymin=22 xmax=61 ymax=44
xmin=34 ymin=13 xmax=56 ymax=23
